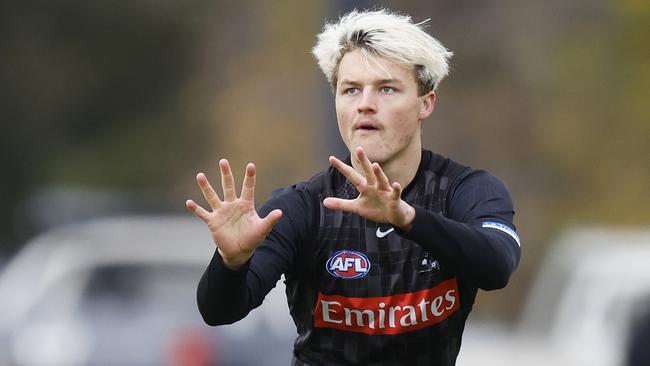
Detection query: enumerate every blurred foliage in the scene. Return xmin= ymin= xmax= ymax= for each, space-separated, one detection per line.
xmin=182 ymin=1 xmax=325 ymax=201
xmin=539 ymin=0 xmax=649 ymax=225
xmin=1 ymin=0 xmax=196 ymax=187
xmin=1 ymin=0 xmax=207 ymax=247
xmin=1 ymin=0 xmax=648 ymax=319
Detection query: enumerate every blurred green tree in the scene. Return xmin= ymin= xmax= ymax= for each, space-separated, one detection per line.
xmin=538 ymin=0 xmax=650 ymax=224
xmin=0 ymin=0 xmax=201 ymax=250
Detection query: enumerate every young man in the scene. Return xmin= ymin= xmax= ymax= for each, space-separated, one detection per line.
xmin=186 ymin=9 xmax=521 ymax=366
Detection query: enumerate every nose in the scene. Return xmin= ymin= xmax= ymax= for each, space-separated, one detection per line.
xmin=357 ymin=88 xmax=377 ymax=113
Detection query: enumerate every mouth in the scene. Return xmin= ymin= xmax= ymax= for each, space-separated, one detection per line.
xmin=354 ymin=121 xmax=381 ymax=132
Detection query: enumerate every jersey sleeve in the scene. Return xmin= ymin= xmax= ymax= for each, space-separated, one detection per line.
xmin=400 ymin=170 xmax=521 ymax=290
xmin=196 ymin=184 xmax=314 ymax=325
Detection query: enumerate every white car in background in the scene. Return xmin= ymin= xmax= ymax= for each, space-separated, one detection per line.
xmin=458 ymin=228 xmax=650 ymax=366
xmin=0 ymin=216 xmax=296 ymax=366
xmin=2 ymin=217 xmax=647 ymax=366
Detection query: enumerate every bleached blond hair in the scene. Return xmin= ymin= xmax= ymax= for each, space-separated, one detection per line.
xmin=312 ymin=9 xmax=452 ymax=95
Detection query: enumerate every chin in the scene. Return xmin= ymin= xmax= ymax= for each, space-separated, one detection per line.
xmin=360 ymin=147 xmax=389 ymax=164
xmin=348 ymin=140 xmax=390 ymax=163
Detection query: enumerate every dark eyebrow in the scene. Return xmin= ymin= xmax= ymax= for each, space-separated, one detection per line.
xmin=339 ymin=78 xmax=404 ymax=86
xmin=378 ymin=79 xmax=403 ymax=85
xmin=338 ymin=79 xmax=360 ymax=86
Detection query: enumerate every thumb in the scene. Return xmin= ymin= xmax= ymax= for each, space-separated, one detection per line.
xmin=323 ymin=197 xmax=357 ymax=214
xmin=261 ymin=209 xmax=283 ymax=234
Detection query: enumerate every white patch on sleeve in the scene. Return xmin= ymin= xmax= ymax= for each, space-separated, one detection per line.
xmin=482 ymin=221 xmax=521 ymax=247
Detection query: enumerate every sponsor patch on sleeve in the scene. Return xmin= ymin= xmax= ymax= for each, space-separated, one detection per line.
xmin=482 ymin=221 xmax=521 ymax=246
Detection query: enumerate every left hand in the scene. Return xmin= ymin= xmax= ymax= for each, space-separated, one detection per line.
xmin=323 ymin=147 xmax=415 ymax=230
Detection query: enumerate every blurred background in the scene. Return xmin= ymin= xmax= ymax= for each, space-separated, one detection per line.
xmin=0 ymin=0 xmax=648 ymax=365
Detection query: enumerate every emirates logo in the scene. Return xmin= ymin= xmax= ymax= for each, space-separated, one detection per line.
xmin=314 ymin=278 xmax=460 ymax=335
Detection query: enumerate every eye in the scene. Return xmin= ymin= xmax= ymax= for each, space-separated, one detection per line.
xmin=380 ymin=86 xmax=396 ymax=94
xmin=344 ymin=87 xmax=360 ymax=96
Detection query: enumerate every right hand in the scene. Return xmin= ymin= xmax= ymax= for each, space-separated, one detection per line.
xmin=186 ymin=159 xmax=283 ymax=269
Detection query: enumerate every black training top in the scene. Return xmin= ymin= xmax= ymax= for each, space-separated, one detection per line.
xmin=197 ymin=150 xmax=521 ymax=366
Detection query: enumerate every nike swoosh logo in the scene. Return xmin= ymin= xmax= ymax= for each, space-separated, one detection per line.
xmin=376 ymin=227 xmax=394 ymax=238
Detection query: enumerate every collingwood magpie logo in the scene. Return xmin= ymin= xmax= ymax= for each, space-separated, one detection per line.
xmin=419 ymin=252 xmax=439 ymax=273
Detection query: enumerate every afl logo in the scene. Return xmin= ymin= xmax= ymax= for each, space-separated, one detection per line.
xmin=326 ymin=250 xmax=371 ymax=279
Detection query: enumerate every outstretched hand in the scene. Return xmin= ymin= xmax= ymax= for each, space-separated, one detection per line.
xmin=186 ymin=160 xmax=282 ymax=269
xmin=323 ymin=147 xmax=415 ymax=230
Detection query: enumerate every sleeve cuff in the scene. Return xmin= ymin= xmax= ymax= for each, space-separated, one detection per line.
xmin=395 ymin=204 xmax=441 ymax=243
xmin=208 ymin=249 xmax=251 ymax=283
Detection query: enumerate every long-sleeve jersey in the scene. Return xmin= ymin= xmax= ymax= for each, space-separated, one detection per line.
xmin=197 ymin=150 xmax=521 ymax=365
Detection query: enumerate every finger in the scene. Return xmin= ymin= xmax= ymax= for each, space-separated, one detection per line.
xmin=391 ymin=182 xmax=403 ymax=201
xmin=323 ymin=197 xmax=358 ymax=214
xmin=329 ymin=156 xmax=364 ymax=186
xmin=185 ymin=199 xmax=210 ymax=223
xmin=240 ymin=163 xmax=256 ymax=201
xmin=196 ymin=173 xmax=222 ymax=209
xmin=355 ymin=147 xmax=376 ymax=185
xmin=220 ymin=159 xmax=237 ymax=201
xmin=372 ymin=163 xmax=391 ymax=191
xmin=261 ymin=209 xmax=283 ymax=234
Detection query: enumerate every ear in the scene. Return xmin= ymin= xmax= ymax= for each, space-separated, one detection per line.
xmin=419 ymin=92 xmax=436 ymax=119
